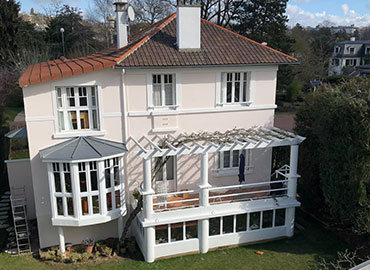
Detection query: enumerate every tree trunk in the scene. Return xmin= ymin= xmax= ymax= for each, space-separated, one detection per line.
xmin=119 ymin=195 xmax=143 ymax=246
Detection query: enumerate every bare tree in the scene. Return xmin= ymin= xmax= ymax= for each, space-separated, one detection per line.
xmin=200 ymin=0 xmax=241 ymax=28
xmin=88 ymin=0 xmax=114 ymax=46
xmin=131 ymin=0 xmax=175 ymax=24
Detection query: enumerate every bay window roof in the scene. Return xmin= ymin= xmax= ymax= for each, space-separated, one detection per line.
xmin=40 ymin=136 xmax=127 ymax=162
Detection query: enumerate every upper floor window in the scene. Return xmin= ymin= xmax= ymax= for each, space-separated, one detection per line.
xmin=366 ymin=47 xmax=370 ymax=55
xmin=348 ymin=47 xmax=355 ymax=55
xmin=221 ymin=72 xmax=250 ymax=104
xmin=335 ymin=47 xmax=340 ymax=53
xmin=217 ymin=150 xmax=252 ymax=171
xmin=56 ymin=86 xmax=99 ymax=132
xmin=152 ymin=74 xmax=176 ymax=108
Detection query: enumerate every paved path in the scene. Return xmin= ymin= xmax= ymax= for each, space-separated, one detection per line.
xmin=274 ymin=113 xmax=295 ymax=132
xmin=14 ymin=110 xmax=25 ymax=122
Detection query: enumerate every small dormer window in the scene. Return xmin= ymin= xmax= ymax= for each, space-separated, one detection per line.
xmin=349 ymin=47 xmax=355 ymax=55
xmin=335 ymin=47 xmax=340 ymax=53
xmin=366 ymin=47 xmax=370 ymax=55
xmin=56 ymin=86 xmax=99 ymax=132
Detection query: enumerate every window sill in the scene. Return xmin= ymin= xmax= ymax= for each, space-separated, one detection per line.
xmin=216 ymin=102 xmax=253 ymax=107
xmin=212 ymin=167 xmax=254 ymax=177
xmin=53 ymin=130 xmax=106 ymax=139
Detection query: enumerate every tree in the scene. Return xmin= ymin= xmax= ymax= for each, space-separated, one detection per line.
xmin=88 ymin=0 xmax=114 ymax=46
xmin=286 ymin=78 xmax=302 ymax=102
xmin=200 ymin=0 xmax=242 ymax=28
xmin=45 ymin=5 xmax=100 ymax=59
xmin=0 ymin=0 xmax=20 ymax=64
xmin=131 ymin=0 xmax=175 ymax=24
xmin=295 ymin=79 xmax=370 ymax=234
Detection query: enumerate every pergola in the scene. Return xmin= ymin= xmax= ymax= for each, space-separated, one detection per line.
xmin=131 ymin=126 xmax=306 ymax=221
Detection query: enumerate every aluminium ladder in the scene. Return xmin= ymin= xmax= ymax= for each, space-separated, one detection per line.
xmin=10 ymin=187 xmax=31 ymax=255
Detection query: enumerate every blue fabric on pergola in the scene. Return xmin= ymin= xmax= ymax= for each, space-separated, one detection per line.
xmin=39 ymin=136 xmax=127 ymax=162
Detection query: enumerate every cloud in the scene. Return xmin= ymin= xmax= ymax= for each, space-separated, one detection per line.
xmin=367 ymin=1 xmax=370 ymax=9
xmin=286 ymin=4 xmax=370 ymax=27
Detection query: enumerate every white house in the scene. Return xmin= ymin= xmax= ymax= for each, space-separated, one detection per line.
xmin=7 ymin=0 xmax=304 ymax=263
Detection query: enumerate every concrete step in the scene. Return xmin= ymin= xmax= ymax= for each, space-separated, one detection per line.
xmin=6 ymin=227 xmax=14 ymax=232
xmin=0 ymin=224 xmax=9 ymax=229
xmin=0 ymin=199 xmax=10 ymax=203
xmin=0 ymin=203 xmax=9 ymax=207
xmin=0 ymin=216 xmax=8 ymax=220
xmin=0 ymin=211 xmax=8 ymax=215
xmin=0 ymin=207 xmax=10 ymax=211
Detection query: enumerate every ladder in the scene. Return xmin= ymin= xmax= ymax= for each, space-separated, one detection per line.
xmin=10 ymin=187 xmax=31 ymax=255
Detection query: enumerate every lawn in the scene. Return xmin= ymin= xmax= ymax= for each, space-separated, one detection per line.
xmin=3 ymin=107 xmax=22 ymax=122
xmin=0 ymin=210 xmax=348 ymax=270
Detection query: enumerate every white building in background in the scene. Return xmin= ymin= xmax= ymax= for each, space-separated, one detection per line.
xmin=329 ymin=37 xmax=370 ymax=76
xmin=7 ymin=0 xmax=304 ymax=263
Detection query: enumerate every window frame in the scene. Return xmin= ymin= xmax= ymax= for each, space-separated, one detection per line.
xmin=220 ymin=72 xmax=251 ymax=105
xmin=53 ymin=85 xmax=102 ymax=135
xmin=149 ymin=73 xmax=178 ymax=110
xmin=214 ymin=149 xmax=253 ymax=176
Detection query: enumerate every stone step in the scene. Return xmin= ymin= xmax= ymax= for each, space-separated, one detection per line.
xmin=0 ymin=199 xmax=10 ymax=203
xmin=0 ymin=216 xmax=8 ymax=220
xmin=4 ymin=191 xmax=11 ymax=195
xmin=0 ymin=211 xmax=8 ymax=215
xmin=0 ymin=207 xmax=10 ymax=211
xmin=6 ymin=227 xmax=14 ymax=232
xmin=0 ymin=224 xmax=9 ymax=229
xmin=0 ymin=203 xmax=9 ymax=207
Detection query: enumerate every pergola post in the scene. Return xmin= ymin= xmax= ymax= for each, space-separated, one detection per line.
xmin=144 ymin=226 xmax=155 ymax=263
xmin=142 ymin=158 xmax=154 ymax=220
xmin=287 ymin=144 xmax=299 ymax=237
xmin=199 ymin=152 xmax=210 ymax=254
xmin=58 ymin=226 xmax=66 ymax=256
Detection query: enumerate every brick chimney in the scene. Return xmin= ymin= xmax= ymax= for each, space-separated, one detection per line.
xmin=114 ymin=1 xmax=128 ymax=48
xmin=176 ymin=0 xmax=201 ymax=50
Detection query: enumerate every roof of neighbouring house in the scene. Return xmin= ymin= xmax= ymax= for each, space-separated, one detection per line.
xmin=39 ymin=136 xmax=127 ymax=162
xmin=19 ymin=13 xmax=297 ymax=87
xmin=5 ymin=127 xmax=27 ymax=139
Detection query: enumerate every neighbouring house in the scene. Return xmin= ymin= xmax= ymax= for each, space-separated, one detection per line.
xmin=6 ymin=0 xmax=304 ymax=263
xmin=330 ymin=25 xmax=358 ymax=35
xmin=329 ymin=37 xmax=370 ymax=76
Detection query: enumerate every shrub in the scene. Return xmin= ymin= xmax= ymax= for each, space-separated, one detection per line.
xmin=286 ymin=78 xmax=303 ymax=102
xmin=101 ymin=246 xmax=112 ymax=257
xmin=80 ymin=252 xmax=90 ymax=262
xmin=68 ymin=253 xmax=81 ymax=263
xmin=295 ymin=78 xmax=370 ymax=234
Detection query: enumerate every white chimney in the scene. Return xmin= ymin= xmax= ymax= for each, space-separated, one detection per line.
xmin=350 ymin=37 xmax=356 ymax=41
xmin=114 ymin=1 xmax=128 ymax=48
xmin=176 ymin=1 xmax=201 ymax=50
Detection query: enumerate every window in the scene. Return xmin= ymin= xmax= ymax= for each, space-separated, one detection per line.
xmin=366 ymin=47 xmax=370 ymax=55
xmin=335 ymin=47 xmax=340 ymax=53
xmin=154 ymin=156 xmax=175 ymax=181
xmin=152 ymin=74 xmax=176 ymax=107
xmin=55 ymin=86 xmax=99 ymax=132
xmin=221 ymin=72 xmax=250 ymax=104
xmin=345 ymin=59 xmax=357 ymax=66
xmin=52 ymin=163 xmax=74 ymax=217
xmin=217 ymin=150 xmax=252 ymax=171
xmin=349 ymin=47 xmax=355 ymax=54
xmin=332 ymin=59 xmax=340 ymax=66
xmin=155 ymin=221 xmax=198 ymax=245
xmin=49 ymin=157 xmax=123 ymax=221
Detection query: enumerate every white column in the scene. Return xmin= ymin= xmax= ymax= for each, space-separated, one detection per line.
xmin=288 ymin=145 xmax=299 ymax=198
xmin=144 ymin=226 xmax=155 ymax=263
xmin=58 ymin=226 xmax=66 ymax=255
xmin=70 ymin=163 xmax=81 ymax=218
xmin=287 ymin=144 xmax=299 ymax=237
xmin=199 ymin=219 xmax=209 ymax=254
xmin=118 ymin=216 xmax=124 ymax=239
xmin=142 ymin=158 xmax=154 ymax=220
xmin=199 ymin=153 xmax=210 ymax=207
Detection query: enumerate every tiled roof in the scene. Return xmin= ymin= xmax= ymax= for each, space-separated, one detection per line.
xmin=19 ymin=13 xmax=297 ymax=87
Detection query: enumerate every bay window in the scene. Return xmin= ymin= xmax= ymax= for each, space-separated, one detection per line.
xmin=221 ymin=72 xmax=250 ymax=104
xmin=152 ymin=74 xmax=176 ymax=108
xmin=55 ymin=86 xmax=99 ymax=132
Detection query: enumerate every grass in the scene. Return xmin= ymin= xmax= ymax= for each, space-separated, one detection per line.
xmin=0 ymin=210 xmax=348 ymax=270
xmin=10 ymin=149 xmax=29 ymax=160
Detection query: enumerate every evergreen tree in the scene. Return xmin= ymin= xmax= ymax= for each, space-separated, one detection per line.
xmin=0 ymin=0 xmax=20 ymax=64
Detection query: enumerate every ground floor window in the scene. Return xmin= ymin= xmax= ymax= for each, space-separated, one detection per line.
xmin=155 ymin=220 xmax=198 ymax=245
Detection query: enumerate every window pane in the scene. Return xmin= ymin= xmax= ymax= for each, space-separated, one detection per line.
xmin=275 ymin=209 xmax=286 ymax=227
xmin=114 ymin=166 xmax=119 ymax=186
xmin=226 ymin=82 xmax=232 ymax=103
xmin=153 ymin=85 xmax=162 ymax=106
xmin=58 ymin=111 xmax=65 ymax=131
xmin=79 ymin=170 xmax=87 ymax=192
xmin=115 ymin=190 xmax=121 ymax=208
xmin=243 ymin=72 xmax=248 ymax=102
xmin=56 ymin=197 xmax=63 ymax=215
xmin=185 ymin=221 xmax=197 ymax=239
xmin=67 ymin=197 xmax=74 ymax=216
xmin=68 ymin=111 xmax=77 ymax=130
xmin=54 ymin=173 xmax=61 ymax=192
xmin=64 ymin=172 xmax=72 ymax=193
xmin=166 ymin=156 xmax=174 ymax=180
xmin=263 ymin=210 xmax=273 ymax=228
xmin=156 ymin=225 xmax=168 ymax=244
xmin=80 ymin=110 xmax=89 ymax=129
xmin=236 ymin=214 xmax=247 ymax=232
xmin=79 ymin=87 xmax=88 ymax=106
xmin=223 ymin=151 xmax=230 ymax=168
xmin=92 ymin=195 xmax=99 ymax=214
xmin=223 ymin=215 xmax=234 ymax=234
xmin=90 ymin=171 xmax=98 ymax=191
xmin=249 ymin=212 xmax=261 ymax=230
xmin=91 ymin=87 xmax=96 ymax=106
xmin=105 ymin=168 xmax=111 ymax=188
xmin=209 ymin=217 xmax=220 ymax=236
xmin=57 ymin=88 xmax=63 ymax=108
xmin=171 ymin=223 xmax=183 ymax=242
xmin=92 ymin=110 xmax=98 ymax=129
xmin=67 ymin=88 xmax=75 ymax=107
xmin=81 ymin=197 xmax=88 ymax=215
xmin=164 ymin=84 xmax=174 ymax=106
xmin=106 ymin=192 xmax=112 ymax=211
xmin=232 ymin=150 xmax=239 ymax=167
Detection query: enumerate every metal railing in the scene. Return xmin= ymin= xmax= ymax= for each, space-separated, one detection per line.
xmin=153 ymin=189 xmax=200 ymax=212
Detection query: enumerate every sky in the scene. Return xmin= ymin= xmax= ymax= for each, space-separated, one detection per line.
xmin=17 ymin=0 xmax=370 ymax=27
